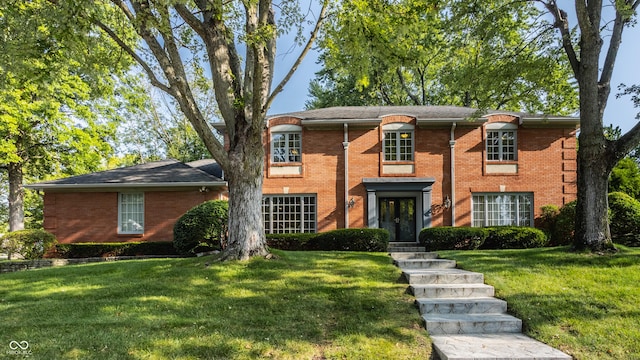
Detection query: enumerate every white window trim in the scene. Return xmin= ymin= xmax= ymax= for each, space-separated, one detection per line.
xmin=382 ymin=123 xmax=415 ymax=162
xmin=118 ymin=192 xmax=144 ymax=234
xmin=262 ymin=194 xmax=317 ymax=234
xmin=472 ymin=193 xmax=533 ymax=227
xmin=270 ymin=125 xmax=302 ymax=164
xmin=486 ymin=123 xmax=517 ymax=161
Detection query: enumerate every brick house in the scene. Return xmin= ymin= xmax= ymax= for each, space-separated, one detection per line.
xmin=28 ymin=106 xmax=578 ymax=243
xmin=253 ymin=106 xmax=578 ymax=241
xmin=26 ymin=159 xmax=227 ymax=243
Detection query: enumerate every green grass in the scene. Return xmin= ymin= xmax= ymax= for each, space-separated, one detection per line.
xmin=0 ymin=251 xmax=430 ymax=359
xmin=440 ymin=245 xmax=640 ymax=360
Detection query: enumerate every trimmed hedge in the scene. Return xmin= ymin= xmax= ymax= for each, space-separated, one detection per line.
xmin=419 ymin=226 xmax=548 ymax=251
xmin=173 ymin=200 xmax=229 ymax=256
xmin=267 ymin=228 xmax=389 ymax=252
xmin=1 ymin=229 xmax=57 ymax=260
xmin=52 ymin=241 xmax=177 ymax=258
xmin=550 ymin=200 xmax=576 ymax=246
xmin=418 ymin=227 xmax=488 ymax=251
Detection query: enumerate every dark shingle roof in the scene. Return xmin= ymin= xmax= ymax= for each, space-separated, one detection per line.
xmin=26 ymin=159 xmax=226 ymax=190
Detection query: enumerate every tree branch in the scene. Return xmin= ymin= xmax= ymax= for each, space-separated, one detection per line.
xmin=541 ymin=1 xmax=581 ymax=78
xmin=93 ymin=20 xmax=173 ymax=95
xmin=265 ymin=0 xmax=328 ymax=111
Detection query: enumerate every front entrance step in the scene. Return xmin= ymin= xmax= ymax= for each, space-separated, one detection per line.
xmin=388 ymin=246 xmax=426 ymax=252
xmin=423 ymin=313 xmax=522 ymax=335
xmin=390 ymin=252 xmax=439 ymax=260
xmin=410 ymin=283 xmax=495 ymax=298
xmin=388 ymin=241 xmax=420 ymax=247
xmin=394 ymin=258 xmax=457 ymax=269
xmin=402 ymin=269 xmax=484 ymax=285
xmin=430 ymin=334 xmax=572 ymax=360
xmin=417 ymin=297 xmax=507 ymax=315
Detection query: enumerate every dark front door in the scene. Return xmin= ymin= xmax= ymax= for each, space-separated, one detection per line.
xmin=379 ymin=197 xmax=416 ymax=241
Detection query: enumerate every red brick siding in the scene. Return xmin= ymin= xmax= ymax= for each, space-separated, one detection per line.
xmin=44 ymin=189 xmax=225 ymax=243
xmin=263 ymin=114 xmax=578 ymax=231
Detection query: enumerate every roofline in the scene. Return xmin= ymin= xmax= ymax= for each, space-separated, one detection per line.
xmin=25 ymin=181 xmax=228 ymax=191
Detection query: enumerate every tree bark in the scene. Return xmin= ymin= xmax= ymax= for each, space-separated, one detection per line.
xmin=8 ymin=162 xmax=25 ymax=232
xmin=222 ymin=135 xmax=268 ymax=261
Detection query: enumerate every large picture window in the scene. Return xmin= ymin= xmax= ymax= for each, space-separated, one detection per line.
xmin=272 ymin=132 xmax=301 ymax=163
xmin=486 ymin=123 xmax=517 ymax=161
xmin=262 ymin=195 xmax=316 ymax=234
xmin=383 ymin=123 xmax=414 ymax=161
xmin=118 ymin=193 xmax=144 ymax=234
xmin=472 ymin=193 xmax=533 ymax=227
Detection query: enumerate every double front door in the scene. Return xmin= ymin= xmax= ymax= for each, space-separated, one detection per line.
xmin=379 ymin=197 xmax=416 ymax=241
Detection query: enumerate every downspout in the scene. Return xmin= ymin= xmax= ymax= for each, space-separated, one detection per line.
xmin=343 ymin=123 xmax=350 ymax=228
xmin=450 ymin=123 xmax=457 ymax=226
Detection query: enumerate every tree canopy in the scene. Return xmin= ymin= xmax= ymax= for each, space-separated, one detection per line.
xmin=308 ymin=0 xmax=578 ymax=114
xmin=0 ymin=1 xmax=137 ymax=231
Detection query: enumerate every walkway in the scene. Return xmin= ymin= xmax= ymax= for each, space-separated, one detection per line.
xmin=388 ymin=241 xmax=572 ymax=360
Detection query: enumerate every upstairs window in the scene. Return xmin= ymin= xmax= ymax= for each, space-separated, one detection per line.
xmin=118 ymin=193 xmax=144 ymax=234
xmin=383 ymin=123 xmax=414 ymax=161
xmin=486 ymin=123 xmax=517 ymax=161
xmin=271 ymin=125 xmax=302 ymax=163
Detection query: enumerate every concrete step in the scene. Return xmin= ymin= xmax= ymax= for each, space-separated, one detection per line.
xmin=402 ymin=269 xmax=484 ymax=285
xmin=394 ymin=258 xmax=457 ymax=269
xmin=416 ymin=297 xmax=507 ymax=315
xmin=390 ymin=252 xmax=439 ymax=260
xmin=430 ymin=334 xmax=572 ymax=359
xmin=388 ymin=246 xmax=426 ymax=252
xmin=410 ymin=283 xmax=495 ymax=298
xmin=388 ymin=241 xmax=420 ymax=247
xmin=423 ymin=313 xmax=522 ymax=335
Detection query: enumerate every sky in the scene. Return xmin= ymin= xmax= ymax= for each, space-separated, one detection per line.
xmin=268 ymin=4 xmax=640 ymax=133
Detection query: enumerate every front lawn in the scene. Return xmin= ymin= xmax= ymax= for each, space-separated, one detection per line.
xmin=0 ymin=251 xmax=430 ymax=359
xmin=440 ymin=245 xmax=640 ymax=360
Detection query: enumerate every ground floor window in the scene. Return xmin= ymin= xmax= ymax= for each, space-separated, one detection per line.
xmin=472 ymin=193 xmax=533 ymax=227
xmin=118 ymin=192 xmax=144 ymax=234
xmin=262 ymin=195 xmax=317 ymax=234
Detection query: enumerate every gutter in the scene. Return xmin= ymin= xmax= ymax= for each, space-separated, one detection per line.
xmin=24 ymin=181 xmax=228 ymax=191
xmin=343 ymin=123 xmax=350 ymax=228
xmin=450 ymin=122 xmax=456 ymax=227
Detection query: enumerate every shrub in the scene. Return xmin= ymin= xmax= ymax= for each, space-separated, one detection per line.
xmin=419 ymin=227 xmax=488 ymax=251
xmin=1 ymin=229 xmax=57 ymax=260
xmin=608 ymin=192 xmax=640 ymax=246
xmin=481 ymin=226 xmax=548 ymax=249
xmin=551 ymin=200 xmax=576 ymax=246
xmin=539 ymin=204 xmax=560 ymax=238
xmin=173 ymin=200 xmax=228 ymax=256
xmin=52 ymin=241 xmax=177 ymax=258
xmin=267 ymin=228 xmax=389 ymax=252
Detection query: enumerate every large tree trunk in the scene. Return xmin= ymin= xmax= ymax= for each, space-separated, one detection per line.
xmin=574 ymin=138 xmax=616 ymax=252
xmin=8 ymin=162 xmax=25 ymax=232
xmin=221 ymin=133 xmax=269 ymax=261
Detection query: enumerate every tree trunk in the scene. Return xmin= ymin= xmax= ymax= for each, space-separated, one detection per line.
xmin=221 ymin=136 xmax=269 ymax=261
xmin=8 ymin=162 xmax=25 ymax=232
xmin=574 ymin=139 xmax=616 ymax=252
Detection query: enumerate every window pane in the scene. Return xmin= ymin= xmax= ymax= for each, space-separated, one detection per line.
xmin=384 ymin=132 xmax=397 ymax=161
xmin=119 ymin=193 xmax=144 ymax=233
xmin=262 ymin=195 xmax=316 ymax=234
xmin=486 ymin=130 xmax=517 ymax=161
xmin=272 ymin=132 xmax=301 ymax=163
xmin=472 ymin=193 xmax=533 ymax=227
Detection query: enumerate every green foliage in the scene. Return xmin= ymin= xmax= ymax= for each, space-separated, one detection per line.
xmin=267 ymin=228 xmax=390 ymax=252
xmin=482 ymin=226 xmax=548 ymax=249
xmin=609 ymin=157 xmax=640 ymax=200
xmin=539 ymin=204 xmax=560 ymax=238
xmin=419 ymin=227 xmax=489 ymax=251
xmin=608 ymin=192 xmax=640 ymax=246
xmin=310 ymin=0 xmax=577 ymax=114
xmin=52 ymin=241 xmax=177 ymax=258
xmin=1 ymin=229 xmax=57 ymax=260
xmin=173 ymin=200 xmax=229 ymax=256
xmin=419 ymin=226 xmax=547 ymax=251
xmin=550 ymin=201 xmax=576 ymax=246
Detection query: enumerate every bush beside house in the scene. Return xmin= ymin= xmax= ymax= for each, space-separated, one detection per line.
xmin=267 ymin=229 xmax=389 ymax=252
xmin=419 ymin=226 xmax=547 ymax=251
xmin=0 ymin=229 xmax=57 ymax=260
xmin=173 ymin=200 xmax=229 ymax=256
